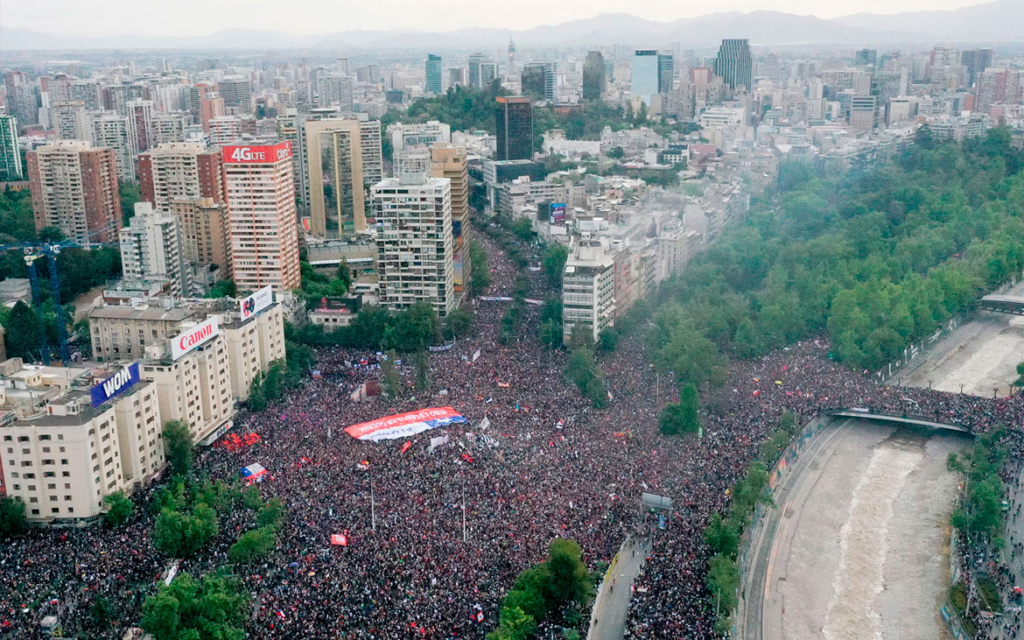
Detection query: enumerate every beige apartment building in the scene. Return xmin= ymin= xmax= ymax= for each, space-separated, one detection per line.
xmin=223 ymin=142 xmax=301 ymax=293
xmin=89 ymin=292 xmax=286 ymax=443
xmin=0 ymin=359 xmax=164 ymax=523
xmin=305 ymin=118 xmax=367 ymax=238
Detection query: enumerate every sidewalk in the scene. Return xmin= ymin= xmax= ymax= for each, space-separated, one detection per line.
xmin=587 ymin=536 xmax=648 ymax=640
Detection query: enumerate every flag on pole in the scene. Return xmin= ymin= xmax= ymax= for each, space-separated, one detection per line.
xmin=356 ymin=460 xmax=370 ymax=471
xmin=401 ymin=441 xmax=413 ymax=454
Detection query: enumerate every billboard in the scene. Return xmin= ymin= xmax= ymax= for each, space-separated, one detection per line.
xmin=223 ymin=141 xmax=292 ymax=164
xmin=90 ymin=362 xmax=141 ymax=408
xmin=239 ymin=285 xmax=274 ymax=321
xmin=345 ymin=407 xmax=468 ymax=442
xmin=551 ymin=203 xmax=566 ymax=225
xmin=170 ymin=317 xmax=220 ymax=360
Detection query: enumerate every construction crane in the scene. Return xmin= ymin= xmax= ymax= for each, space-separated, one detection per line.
xmin=5 ymin=220 xmax=123 ymax=366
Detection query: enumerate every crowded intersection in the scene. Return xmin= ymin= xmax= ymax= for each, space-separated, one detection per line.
xmin=2 ymin=229 xmax=1023 ymax=640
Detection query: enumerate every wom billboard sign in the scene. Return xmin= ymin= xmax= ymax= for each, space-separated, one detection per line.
xmin=90 ymin=362 xmax=141 ymax=408
xmin=171 ymin=317 xmax=220 ymax=361
xmin=240 ymin=285 xmax=274 ymax=321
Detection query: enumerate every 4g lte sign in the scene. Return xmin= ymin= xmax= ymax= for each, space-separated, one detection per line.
xmin=223 ymin=141 xmax=292 ymax=164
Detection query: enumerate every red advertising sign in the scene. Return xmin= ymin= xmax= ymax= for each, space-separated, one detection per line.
xmin=223 ymin=141 xmax=292 ymax=164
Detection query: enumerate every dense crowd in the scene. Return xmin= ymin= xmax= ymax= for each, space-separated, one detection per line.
xmin=1 ymin=229 xmax=1023 ymax=639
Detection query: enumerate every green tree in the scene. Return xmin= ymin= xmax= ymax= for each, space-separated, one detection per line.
xmin=704 ymin=513 xmax=740 ymax=558
xmin=679 ymin=383 xmax=701 ymax=435
xmin=597 ymin=328 xmax=618 ymax=352
xmin=102 ymin=490 xmax=134 ymax=527
xmin=542 ymin=244 xmax=570 ymax=289
xmin=257 ymin=497 xmax=286 ymax=529
xmin=4 ymin=301 xmax=44 ymax=361
xmin=0 ymin=496 xmax=28 ymax=536
xmin=152 ymin=503 xmax=219 ymax=558
xmin=162 ymin=420 xmax=194 ymax=477
xmin=414 ymin=348 xmax=430 ymax=391
xmin=468 ymin=241 xmax=491 ymax=295
xmin=1016 ymin=361 xmax=1024 ymax=388
xmin=119 ymin=182 xmax=142 ymax=226
xmin=444 ymin=307 xmax=474 ymax=339
xmin=89 ymin=595 xmax=116 ymax=629
xmin=539 ymin=319 xmax=563 ymax=350
xmin=546 ymin=538 xmax=593 ymax=607
xmin=141 ymin=571 xmax=249 ymax=640
xmin=381 ymin=350 xmax=402 ymax=398
xmin=206 ymin=280 xmax=237 ymax=299
xmin=607 ymin=146 xmax=624 ymax=159
xmin=228 ymin=526 xmax=277 ymax=564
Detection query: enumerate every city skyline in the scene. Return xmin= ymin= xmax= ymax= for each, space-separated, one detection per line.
xmin=1 ymin=0 xmax=998 ymax=39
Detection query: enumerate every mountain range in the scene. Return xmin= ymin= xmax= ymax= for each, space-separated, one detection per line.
xmin=2 ymin=0 xmax=1022 ymax=51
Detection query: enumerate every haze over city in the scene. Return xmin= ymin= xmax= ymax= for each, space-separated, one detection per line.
xmin=0 ymin=2 xmax=1023 ymax=640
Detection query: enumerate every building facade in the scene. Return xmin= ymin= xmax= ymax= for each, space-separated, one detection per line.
xmin=425 ymin=55 xmax=443 ymax=94
xmin=0 ymin=115 xmax=22 ymax=181
xmin=495 ymin=96 xmax=533 ymax=161
xmin=715 ymin=39 xmax=753 ymax=91
xmin=562 ymin=245 xmax=615 ymax=343
xmin=120 ymin=202 xmax=188 ymax=296
xmin=0 ymin=359 xmax=164 ymax=523
xmin=373 ymin=171 xmax=455 ymax=318
xmin=223 ymin=142 xmax=301 ymax=293
xmin=27 ymin=140 xmax=122 ymax=244
xmin=138 ymin=142 xmax=225 ymax=212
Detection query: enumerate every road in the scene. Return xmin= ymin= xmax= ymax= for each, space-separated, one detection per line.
xmin=587 ymin=536 xmax=648 ymax=640
xmin=900 ymin=279 xmax=1024 ymax=397
xmin=739 ymin=418 xmax=967 ymax=640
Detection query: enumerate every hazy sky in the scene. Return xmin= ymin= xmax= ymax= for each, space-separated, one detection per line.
xmin=1 ymin=0 xmax=995 ymax=36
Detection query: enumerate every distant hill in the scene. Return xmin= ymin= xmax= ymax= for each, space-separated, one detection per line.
xmin=2 ymin=1 xmax=1021 ymax=51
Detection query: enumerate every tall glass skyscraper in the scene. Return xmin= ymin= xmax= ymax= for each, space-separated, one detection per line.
xmin=715 ymin=39 xmax=753 ymax=91
xmin=631 ymin=50 xmax=660 ymax=105
xmin=425 ymin=54 xmax=443 ymax=94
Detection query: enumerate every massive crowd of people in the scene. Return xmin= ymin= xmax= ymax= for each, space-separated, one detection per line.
xmin=1 ymin=228 xmax=1023 ymax=639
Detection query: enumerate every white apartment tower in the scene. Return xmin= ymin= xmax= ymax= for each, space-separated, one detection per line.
xmin=119 ymin=202 xmax=189 ymax=296
xmin=373 ymin=159 xmax=455 ymax=317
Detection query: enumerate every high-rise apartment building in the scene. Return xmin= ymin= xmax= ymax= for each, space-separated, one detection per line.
xmin=208 ymin=116 xmax=241 ymax=146
xmin=425 ymin=55 xmax=443 ymax=94
xmin=715 ymin=39 xmax=753 ymax=91
xmin=562 ymin=245 xmax=615 ymax=343
xmin=305 ymin=119 xmax=366 ymax=237
xmin=317 ymin=75 xmax=354 ymax=112
xmin=27 ymin=140 xmax=122 ymax=244
xmin=70 ymin=80 xmax=101 ymax=110
xmin=218 ymin=76 xmax=253 ymax=115
xmin=223 ymin=142 xmax=301 ymax=293
xmin=151 ymin=112 xmax=189 ymax=145
xmin=583 ymin=51 xmax=607 ymax=100
xmin=170 ymin=197 xmax=233 ymax=282
xmin=91 ymin=112 xmax=137 ymax=182
xmin=431 ymin=144 xmax=470 ymax=300
xmin=358 ymin=119 xmax=384 ymax=191
xmin=127 ymin=99 xmax=156 ymax=153
xmin=138 ymin=142 xmax=225 ymax=212
xmin=5 ymin=71 xmax=37 ymax=125
xmin=495 ymin=96 xmax=533 ymax=161
xmin=374 ymin=167 xmax=455 ymax=318
xmin=50 ymin=102 xmax=90 ymax=141
xmin=631 ymin=50 xmax=660 ymax=105
xmin=199 ymin=93 xmax=226 ymax=132
xmin=119 ymin=202 xmax=188 ymax=296
xmin=0 ymin=116 xmax=22 ymax=181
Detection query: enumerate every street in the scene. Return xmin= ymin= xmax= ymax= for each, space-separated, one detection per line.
xmin=587 ymin=536 xmax=648 ymax=640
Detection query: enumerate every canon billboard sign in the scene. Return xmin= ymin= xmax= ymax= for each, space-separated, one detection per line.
xmin=239 ymin=285 xmax=274 ymax=321
xmin=170 ymin=317 xmax=220 ymax=360
xmin=223 ymin=141 xmax=292 ymax=164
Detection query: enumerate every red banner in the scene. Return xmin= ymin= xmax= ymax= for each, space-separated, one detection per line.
xmin=344 ymin=407 xmax=468 ymax=442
